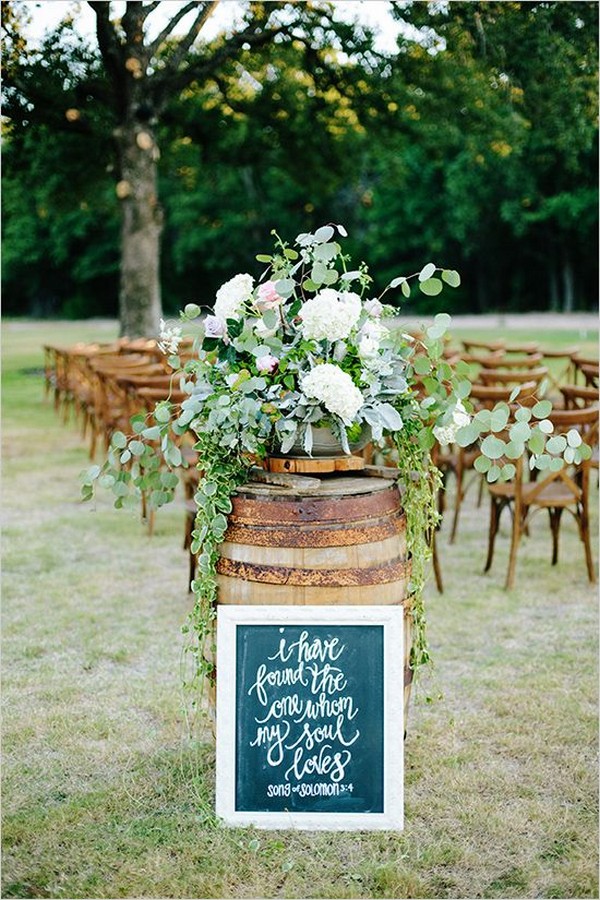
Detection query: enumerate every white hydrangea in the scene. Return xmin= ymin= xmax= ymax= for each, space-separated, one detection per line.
xmin=298 ymin=289 xmax=362 ymax=342
xmin=433 ymin=399 xmax=471 ymax=446
xmin=214 ymin=273 xmax=254 ymax=321
xmin=301 ymin=363 xmax=364 ymax=424
xmin=158 ymin=318 xmax=182 ymax=356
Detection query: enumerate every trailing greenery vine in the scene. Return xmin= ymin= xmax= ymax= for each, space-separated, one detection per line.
xmin=393 ymin=427 xmax=442 ymax=670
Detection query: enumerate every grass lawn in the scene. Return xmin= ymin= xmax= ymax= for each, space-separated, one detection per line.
xmin=2 ymin=318 xmax=598 ymax=899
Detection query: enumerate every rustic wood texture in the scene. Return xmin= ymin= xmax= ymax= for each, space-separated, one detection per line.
xmin=265 ymin=454 xmax=365 ymax=474
xmin=215 ymin=476 xmax=414 ymax=724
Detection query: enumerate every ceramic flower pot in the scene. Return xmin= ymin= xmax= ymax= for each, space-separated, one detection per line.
xmin=286 ymin=424 xmax=371 ymax=458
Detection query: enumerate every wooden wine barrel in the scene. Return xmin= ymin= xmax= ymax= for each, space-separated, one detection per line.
xmin=215 ymin=474 xmax=414 ymax=723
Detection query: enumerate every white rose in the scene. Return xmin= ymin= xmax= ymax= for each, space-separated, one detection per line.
xmin=357 ymin=319 xmax=389 ymax=358
xmin=433 ymin=399 xmax=471 ymax=446
xmin=301 ymin=363 xmax=364 ymax=425
xmin=214 ymin=273 xmax=254 ymax=321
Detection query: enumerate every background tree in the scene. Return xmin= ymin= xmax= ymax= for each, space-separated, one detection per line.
xmin=2 ymin=1 xmax=597 ymax=320
xmin=2 ymin=0 xmax=379 ymax=335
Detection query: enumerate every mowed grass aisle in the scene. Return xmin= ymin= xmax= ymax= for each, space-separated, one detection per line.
xmin=2 ymin=319 xmax=598 ymax=900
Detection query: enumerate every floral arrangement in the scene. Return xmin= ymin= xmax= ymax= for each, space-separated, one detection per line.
xmin=82 ymin=224 xmax=588 ymax=717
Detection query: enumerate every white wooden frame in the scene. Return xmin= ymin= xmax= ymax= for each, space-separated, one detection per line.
xmin=216 ymin=604 xmax=404 ymax=831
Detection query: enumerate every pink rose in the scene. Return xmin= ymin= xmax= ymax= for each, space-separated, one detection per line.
xmin=255 ymin=281 xmax=283 ymax=311
xmin=256 ymin=354 xmax=279 ymax=374
xmin=204 ymin=315 xmax=227 ymax=338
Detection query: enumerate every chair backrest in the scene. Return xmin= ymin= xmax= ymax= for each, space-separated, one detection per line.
xmin=469 ymin=381 xmax=538 ymax=409
xmin=509 ymin=405 xmax=598 ymax=511
xmin=479 ymin=352 xmax=543 ymax=370
xmin=461 ymin=338 xmax=505 ymax=353
xmin=478 ymin=366 xmax=548 ymax=387
xmin=560 ymin=384 xmax=600 ymax=410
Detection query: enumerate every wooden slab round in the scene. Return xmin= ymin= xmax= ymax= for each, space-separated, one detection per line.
xmin=265 ymin=454 xmax=365 ymax=474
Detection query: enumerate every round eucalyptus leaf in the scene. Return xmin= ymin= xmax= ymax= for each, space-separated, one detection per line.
xmin=474 ymin=408 xmax=492 ymax=429
xmin=549 ymin=457 xmax=564 ymax=472
xmin=504 ymin=439 xmax=524 ymax=460
xmin=456 ymin=379 xmax=472 ymax=399
xmin=420 ymin=278 xmax=443 ymax=297
xmin=563 ymin=446 xmax=575 ymax=464
xmin=534 ymin=454 xmax=550 ymax=470
xmin=500 ymin=463 xmax=516 ymax=480
xmin=546 ymin=435 xmax=567 ymax=455
xmin=538 ymin=419 xmax=554 ymax=434
xmin=184 ymin=303 xmax=201 ymax=319
xmin=311 ymin=261 xmax=328 ymax=285
xmin=515 ymin=407 xmax=532 ymax=422
xmin=154 ymin=405 xmax=171 ymax=424
xmin=112 ymin=480 xmax=129 ymax=497
xmin=456 ymin=422 xmax=480 ymax=447
xmin=510 ymin=421 xmax=531 ymax=443
xmin=532 ymin=399 xmax=552 ymax=419
xmin=111 ymin=431 xmax=127 ymax=449
xmin=487 ymin=464 xmax=501 ymax=482
xmin=566 ymin=428 xmax=582 ymax=448
xmin=490 ymin=407 xmax=509 ymax=432
xmin=441 ymin=269 xmax=461 ymax=288
xmin=314 ymin=225 xmax=334 ymax=243
xmin=474 ymin=454 xmax=491 ymax=473
xmin=527 ymin=430 xmax=546 ymax=455
xmin=433 ymin=312 xmax=451 ymax=329
xmin=418 ymin=262 xmax=436 ymax=282
xmin=481 ymin=434 xmax=506 ymax=459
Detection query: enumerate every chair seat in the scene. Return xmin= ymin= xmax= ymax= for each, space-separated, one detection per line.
xmin=489 ymin=479 xmax=579 ymax=507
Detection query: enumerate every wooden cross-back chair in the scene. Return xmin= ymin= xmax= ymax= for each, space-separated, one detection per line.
xmin=571 ymin=354 xmax=599 ymax=388
xmin=539 ymin=345 xmax=581 ymax=399
xmin=483 ymin=405 xmax=599 ymax=589
xmin=559 ymin=385 xmax=599 ymax=477
xmin=86 ymin=354 xmax=166 ymax=458
xmin=439 ymin=381 xmax=540 ymax=543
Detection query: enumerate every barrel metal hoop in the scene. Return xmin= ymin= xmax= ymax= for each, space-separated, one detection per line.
xmin=223 ymin=513 xmax=406 ymax=548
xmin=230 ymin=486 xmax=402 ymax=525
xmin=216 ymin=556 xmax=410 ymax=586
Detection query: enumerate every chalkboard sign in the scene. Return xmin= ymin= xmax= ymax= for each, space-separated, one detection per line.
xmin=216 ymin=605 xmax=404 ymax=830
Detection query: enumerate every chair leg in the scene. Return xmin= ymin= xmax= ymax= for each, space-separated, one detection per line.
xmin=505 ymin=508 xmax=523 ymax=591
xmin=548 ymin=507 xmax=563 ymax=566
xmin=580 ymin=502 xmax=597 ymax=584
xmin=484 ymin=497 xmax=500 ymax=573
xmin=449 ymin=462 xmax=464 ymax=544
xmin=476 ymin=473 xmax=485 ymax=508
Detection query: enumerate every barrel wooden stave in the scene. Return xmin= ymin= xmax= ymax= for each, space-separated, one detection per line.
xmin=215 ymin=476 xmax=414 ymax=724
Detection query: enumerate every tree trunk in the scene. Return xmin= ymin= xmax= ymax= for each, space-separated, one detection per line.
xmin=562 ymin=252 xmax=574 ymax=313
xmin=116 ymin=121 xmax=163 ymax=338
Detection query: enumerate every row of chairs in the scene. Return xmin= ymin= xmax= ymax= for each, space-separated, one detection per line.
xmin=436 ymin=338 xmax=598 ymax=588
xmin=44 ymin=338 xmax=199 ymax=535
